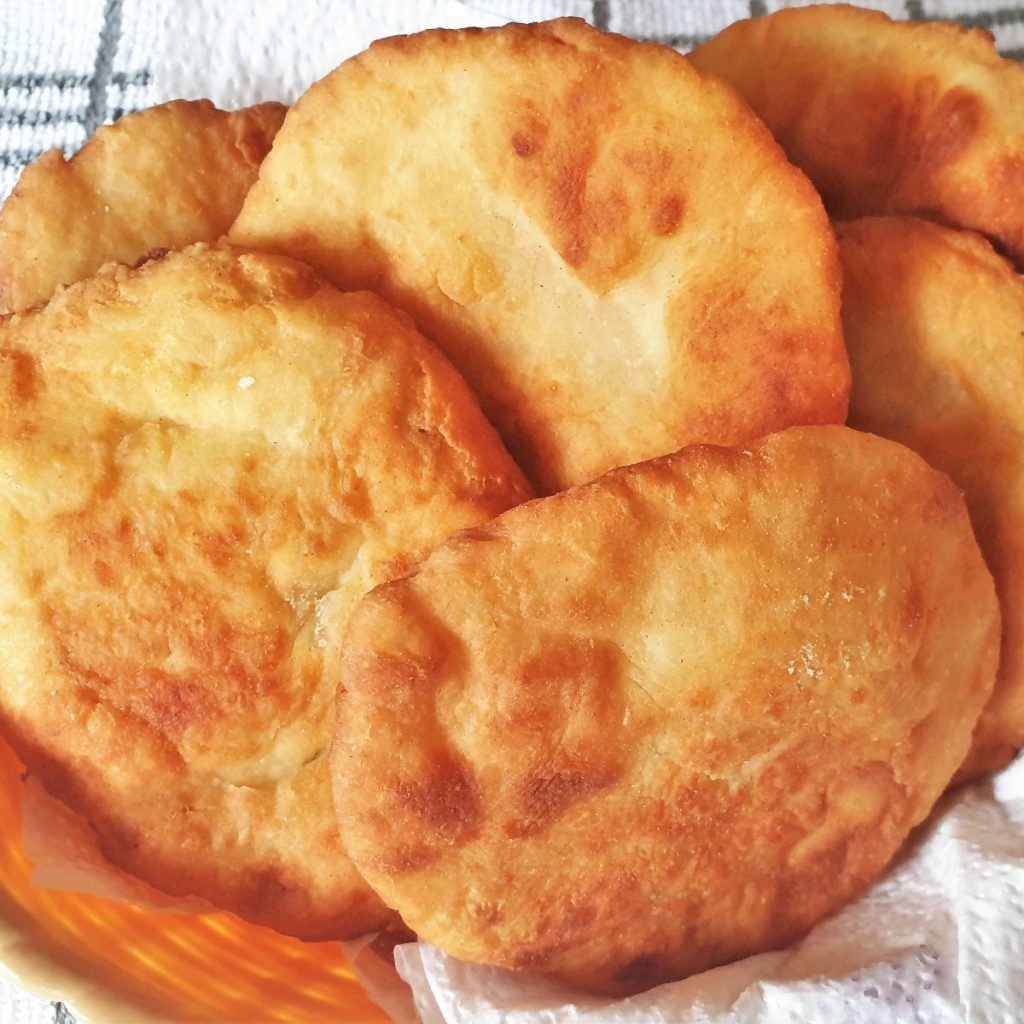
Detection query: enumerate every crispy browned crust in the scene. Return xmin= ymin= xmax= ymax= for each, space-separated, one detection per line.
xmin=0 ymin=244 xmax=531 ymax=938
xmin=837 ymin=215 xmax=1024 ymax=782
xmin=0 ymin=99 xmax=287 ymax=313
xmin=689 ymin=4 xmax=1024 ymax=269
xmin=331 ymin=425 xmax=998 ymax=993
xmin=230 ymin=19 xmax=848 ymax=493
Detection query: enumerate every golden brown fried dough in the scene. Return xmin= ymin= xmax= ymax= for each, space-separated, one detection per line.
xmin=332 ymin=425 xmax=998 ymax=993
xmin=0 ymin=244 xmax=531 ymax=939
xmin=231 ymin=19 xmax=848 ymax=493
xmin=838 ymin=215 xmax=1024 ymax=782
xmin=0 ymin=99 xmax=286 ymax=312
xmin=689 ymin=5 xmax=1024 ymax=268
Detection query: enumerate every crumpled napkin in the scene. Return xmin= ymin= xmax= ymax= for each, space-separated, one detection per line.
xmin=369 ymin=755 xmax=1024 ymax=1024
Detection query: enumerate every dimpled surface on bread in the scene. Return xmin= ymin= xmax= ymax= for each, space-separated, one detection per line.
xmin=332 ymin=425 xmax=998 ymax=994
xmin=0 ymin=244 xmax=531 ymax=939
xmin=838 ymin=216 xmax=1024 ymax=782
xmin=0 ymin=99 xmax=287 ymax=313
xmin=689 ymin=4 xmax=1024 ymax=269
xmin=230 ymin=18 xmax=848 ymax=493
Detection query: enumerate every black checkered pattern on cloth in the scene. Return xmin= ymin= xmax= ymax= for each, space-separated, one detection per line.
xmin=2 ymin=0 xmax=1023 ymax=200
xmin=0 ymin=0 xmax=153 ymax=197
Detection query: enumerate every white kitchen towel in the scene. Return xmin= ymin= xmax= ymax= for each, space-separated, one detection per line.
xmin=5 ymin=0 xmax=1024 ymax=198
xmin=1 ymin=2 xmax=1024 ymax=1024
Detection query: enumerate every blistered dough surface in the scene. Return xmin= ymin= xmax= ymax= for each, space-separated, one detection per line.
xmin=333 ymin=426 xmax=998 ymax=992
xmin=0 ymin=244 xmax=530 ymax=938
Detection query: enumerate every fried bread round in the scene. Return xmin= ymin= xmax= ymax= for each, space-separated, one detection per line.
xmin=689 ymin=5 xmax=1024 ymax=269
xmin=0 ymin=99 xmax=286 ymax=313
xmin=230 ymin=19 xmax=848 ymax=493
xmin=332 ymin=425 xmax=999 ymax=993
xmin=838 ymin=215 xmax=1024 ymax=782
xmin=0 ymin=244 xmax=531 ymax=939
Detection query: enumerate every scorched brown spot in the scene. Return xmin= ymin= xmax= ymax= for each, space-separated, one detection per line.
xmin=395 ymin=753 xmax=480 ymax=838
xmin=512 ymin=132 xmax=536 ymax=158
xmin=493 ymin=73 xmax=697 ymax=292
xmin=352 ymin=648 xmax=436 ymax=702
xmin=507 ymin=106 xmax=549 ymax=159
xmin=345 ymin=592 xmax=452 ymax=702
xmin=552 ymin=155 xmax=593 ymax=267
xmin=200 ymin=521 xmax=247 ymax=569
xmin=0 ymin=348 xmax=38 ymax=403
xmin=506 ymin=636 xmax=627 ymax=741
xmin=651 ymin=194 xmax=685 ymax=237
xmin=506 ymin=766 xmax=617 ymax=838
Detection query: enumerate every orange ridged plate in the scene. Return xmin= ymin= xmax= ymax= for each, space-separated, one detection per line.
xmin=0 ymin=737 xmax=391 ymax=1023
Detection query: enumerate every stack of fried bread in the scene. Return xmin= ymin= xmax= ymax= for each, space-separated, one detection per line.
xmin=0 ymin=8 xmax=1019 ymax=1002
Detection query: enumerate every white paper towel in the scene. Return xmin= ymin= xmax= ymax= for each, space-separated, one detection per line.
xmin=144 ymin=0 xmax=1024 ymax=111
xmin=148 ymin=0 xmax=511 ymax=109
xmin=385 ymin=754 xmax=1024 ymax=1024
